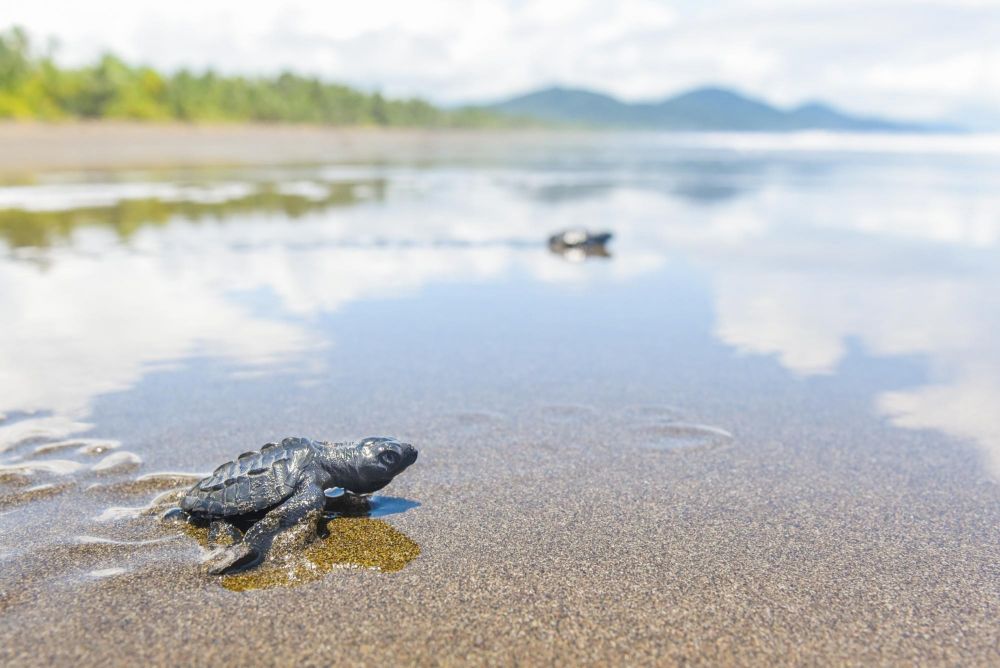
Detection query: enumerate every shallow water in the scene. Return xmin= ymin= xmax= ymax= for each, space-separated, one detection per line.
xmin=1 ymin=134 xmax=999 ymax=664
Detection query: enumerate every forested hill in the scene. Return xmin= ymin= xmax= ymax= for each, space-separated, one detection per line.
xmin=490 ymin=86 xmax=945 ymax=132
xmin=0 ymin=27 xmax=506 ymax=127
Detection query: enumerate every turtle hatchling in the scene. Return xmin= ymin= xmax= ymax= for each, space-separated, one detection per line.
xmin=547 ymin=229 xmax=613 ymax=260
xmin=165 ymin=436 xmax=418 ymax=574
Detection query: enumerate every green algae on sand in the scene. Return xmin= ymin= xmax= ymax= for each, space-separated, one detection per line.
xmin=182 ymin=517 xmax=419 ymax=592
xmin=222 ymin=518 xmax=420 ymax=592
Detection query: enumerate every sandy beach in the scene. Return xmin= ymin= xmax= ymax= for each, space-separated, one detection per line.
xmin=3 ymin=400 xmax=998 ymax=665
xmin=2 ymin=121 xmax=995 ymax=174
xmin=0 ymin=122 xmax=589 ymax=174
xmin=1 ymin=131 xmax=999 ymax=666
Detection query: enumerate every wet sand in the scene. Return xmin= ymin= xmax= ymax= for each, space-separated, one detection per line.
xmin=1 ymin=122 xmax=995 ymax=176
xmin=2 ymin=398 xmax=998 ymax=666
xmin=0 ymin=122 xmax=581 ymax=174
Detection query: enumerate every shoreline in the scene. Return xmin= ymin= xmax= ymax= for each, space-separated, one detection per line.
xmin=2 ymin=122 xmax=998 ymax=176
xmin=0 ymin=122 xmax=579 ymax=174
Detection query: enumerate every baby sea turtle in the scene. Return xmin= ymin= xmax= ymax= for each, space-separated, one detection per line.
xmin=165 ymin=436 xmax=418 ymax=574
xmin=548 ymin=229 xmax=613 ymax=259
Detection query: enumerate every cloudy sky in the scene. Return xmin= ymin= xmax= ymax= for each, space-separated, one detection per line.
xmin=6 ymin=0 xmax=999 ymax=124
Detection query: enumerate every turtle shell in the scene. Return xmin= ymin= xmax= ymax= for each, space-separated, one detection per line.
xmin=180 ymin=437 xmax=321 ymax=517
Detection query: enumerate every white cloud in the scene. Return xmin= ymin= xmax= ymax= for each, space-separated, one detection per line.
xmin=5 ymin=1 xmax=999 ymax=121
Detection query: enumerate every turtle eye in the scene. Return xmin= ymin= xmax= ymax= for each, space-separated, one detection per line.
xmin=379 ymin=450 xmax=400 ymax=467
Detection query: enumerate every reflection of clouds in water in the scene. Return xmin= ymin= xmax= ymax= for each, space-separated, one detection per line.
xmin=0 ymin=189 xmax=659 ymax=446
xmin=714 ymin=266 xmax=1000 ymax=478
xmin=881 ymin=379 xmax=1000 ymax=478
xmin=4 ymin=158 xmax=1000 ymax=478
xmin=0 ymin=246 xmax=318 ymax=443
xmin=579 ymin=160 xmax=1000 ymax=477
xmin=699 ymin=186 xmax=1000 ymax=475
xmin=550 ymin=153 xmax=1000 ymax=477
xmin=713 ymin=272 xmax=992 ymax=375
xmin=714 ymin=273 xmax=850 ymax=375
xmin=0 ymin=181 xmax=258 ymax=212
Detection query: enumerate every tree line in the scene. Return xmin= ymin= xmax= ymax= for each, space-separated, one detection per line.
xmin=0 ymin=26 xmax=512 ymax=127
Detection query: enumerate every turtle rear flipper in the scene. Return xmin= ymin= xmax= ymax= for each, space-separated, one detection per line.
xmin=204 ymin=480 xmax=327 ymax=575
xmin=203 ymin=542 xmax=259 ymax=575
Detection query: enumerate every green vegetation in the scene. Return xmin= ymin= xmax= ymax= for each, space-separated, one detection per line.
xmin=0 ymin=26 xmax=510 ymax=127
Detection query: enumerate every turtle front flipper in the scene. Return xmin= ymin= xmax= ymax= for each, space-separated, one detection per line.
xmin=325 ymin=489 xmax=373 ymax=516
xmin=204 ymin=479 xmax=326 ymax=575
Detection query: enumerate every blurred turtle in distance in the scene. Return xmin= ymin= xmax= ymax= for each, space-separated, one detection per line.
xmin=548 ymin=229 xmax=613 ymax=261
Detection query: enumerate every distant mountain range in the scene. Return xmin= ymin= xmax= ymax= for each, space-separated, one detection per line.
xmin=487 ymin=86 xmax=952 ymax=132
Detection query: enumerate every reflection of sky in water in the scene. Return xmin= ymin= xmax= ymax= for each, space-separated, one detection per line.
xmin=323 ymin=495 xmax=421 ymax=519
xmin=2 ymin=137 xmax=1000 ymax=478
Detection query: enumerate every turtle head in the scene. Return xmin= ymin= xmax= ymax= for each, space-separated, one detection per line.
xmin=335 ymin=436 xmax=418 ymax=495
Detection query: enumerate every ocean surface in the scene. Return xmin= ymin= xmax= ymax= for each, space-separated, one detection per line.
xmin=1 ymin=132 xmax=999 ymax=664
